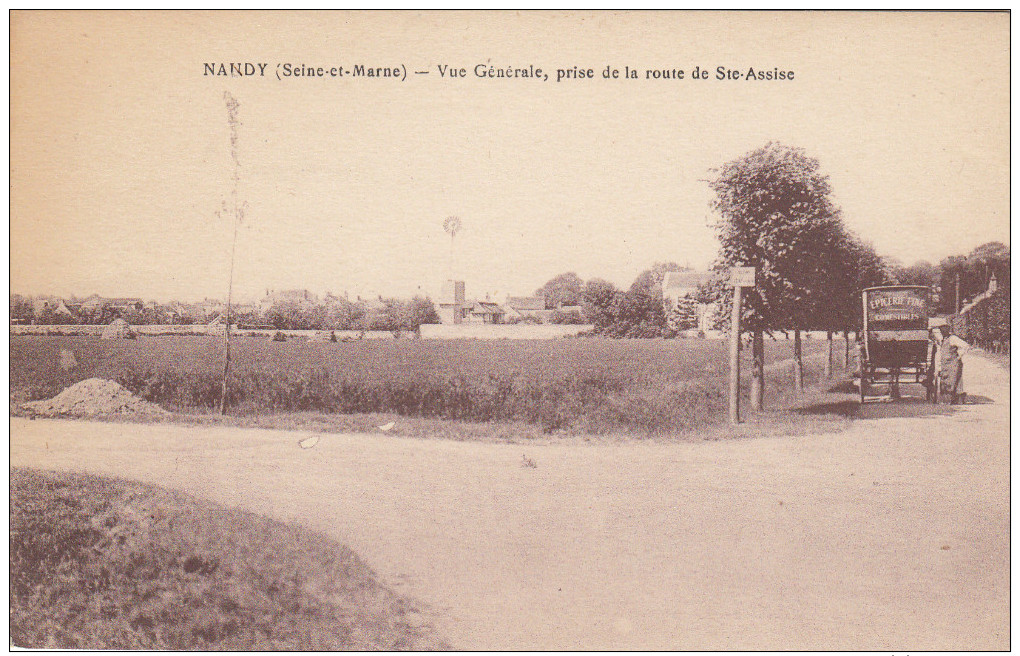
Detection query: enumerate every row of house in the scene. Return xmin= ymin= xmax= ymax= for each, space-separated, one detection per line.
xmin=432 ymin=274 xmax=722 ymax=330
xmin=435 ymin=280 xmax=583 ymax=325
xmin=14 ymin=288 xmax=429 ymax=328
xmin=256 ymin=288 xmax=395 ymax=314
xmin=17 ymin=274 xmax=722 ymax=332
xmin=20 ymin=295 xmax=149 ymax=324
xmin=15 ymin=294 xmax=230 ymax=325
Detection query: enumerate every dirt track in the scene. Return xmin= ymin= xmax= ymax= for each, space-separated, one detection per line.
xmin=10 ymin=351 xmax=1009 ymax=650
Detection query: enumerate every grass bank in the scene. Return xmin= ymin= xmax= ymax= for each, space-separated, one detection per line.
xmin=10 ymin=467 xmax=448 ymax=650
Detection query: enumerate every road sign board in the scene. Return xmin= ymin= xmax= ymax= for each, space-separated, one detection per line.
xmin=729 ymin=267 xmax=756 ymax=288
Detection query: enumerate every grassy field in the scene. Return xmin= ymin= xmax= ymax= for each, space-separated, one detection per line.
xmin=10 ymin=467 xmax=448 ymax=650
xmin=10 ymin=335 xmax=849 ymax=435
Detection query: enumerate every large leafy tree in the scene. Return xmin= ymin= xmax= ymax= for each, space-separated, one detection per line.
xmin=708 ymin=142 xmax=846 ymax=408
xmin=629 ymin=261 xmax=688 ymax=297
xmin=622 ymin=262 xmax=688 ymax=337
xmin=535 ymin=272 xmax=584 ymax=309
xmin=581 ymin=278 xmax=619 ymax=330
xmin=935 ymin=241 xmax=1010 ymax=314
xmin=581 ymin=265 xmax=688 ymax=338
xmin=828 ymin=234 xmax=890 ymax=368
xmin=398 ymin=296 xmax=441 ymax=331
xmin=9 ymin=295 xmax=33 ymax=323
xmin=892 ymin=260 xmax=938 ymax=288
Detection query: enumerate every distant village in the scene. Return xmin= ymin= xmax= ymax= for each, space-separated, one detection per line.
xmin=9 ymin=271 xmax=720 ymax=336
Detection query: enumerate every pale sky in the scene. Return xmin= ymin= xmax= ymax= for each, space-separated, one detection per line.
xmin=11 ymin=11 xmax=1009 ymax=303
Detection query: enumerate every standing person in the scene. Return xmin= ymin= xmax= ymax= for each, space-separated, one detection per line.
xmin=935 ymin=324 xmax=971 ymax=404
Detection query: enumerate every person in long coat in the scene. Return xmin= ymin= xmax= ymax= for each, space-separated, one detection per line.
xmin=934 ymin=325 xmax=971 ymax=404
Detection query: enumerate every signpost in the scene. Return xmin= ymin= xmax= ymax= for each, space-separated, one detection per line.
xmin=728 ymin=267 xmax=756 ymax=424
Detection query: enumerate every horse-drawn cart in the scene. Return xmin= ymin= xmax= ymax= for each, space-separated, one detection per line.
xmin=859 ymin=285 xmax=933 ymax=403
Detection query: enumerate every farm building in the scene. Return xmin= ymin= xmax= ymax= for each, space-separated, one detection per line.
xmin=662 ymin=271 xmax=720 ymax=334
xmin=258 ymin=289 xmax=318 ymax=313
xmin=437 ymin=280 xmax=467 ymax=324
xmin=81 ymin=295 xmax=144 ymax=314
xmin=169 ymin=301 xmax=223 ymax=324
xmin=32 ymin=298 xmax=77 ymax=322
xmin=505 ymin=296 xmax=546 ymax=320
xmin=467 ymin=301 xmax=506 ymax=324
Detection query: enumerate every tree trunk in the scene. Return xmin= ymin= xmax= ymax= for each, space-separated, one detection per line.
xmin=793 ymin=329 xmax=804 ymax=392
xmin=843 ymin=330 xmax=850 ymax=369
xmin=751 ymin=329 xmax=765 ymax=410
xmin=825 ymin=330 xmax=833 ymax=377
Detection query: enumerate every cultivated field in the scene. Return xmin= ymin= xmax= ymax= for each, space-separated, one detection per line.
xmin=10 ymin=335 xmax=844 ymax=435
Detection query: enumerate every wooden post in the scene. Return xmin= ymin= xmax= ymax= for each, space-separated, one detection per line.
xmin=791 ymin=328 xmax=799 ymax=389
xmin=728 ymin=267 xmax=756 ymax=417
xmin=729 ymin=284 xmax=742 ymax=425
xmin=751 ymin=330 xmax=765 ymax=411
xmin=824 ymin=330 xmax=833 ymax=377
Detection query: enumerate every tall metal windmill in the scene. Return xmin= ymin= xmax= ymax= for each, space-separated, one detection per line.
xmin=443 ymin=216 xmax=462 ymax=277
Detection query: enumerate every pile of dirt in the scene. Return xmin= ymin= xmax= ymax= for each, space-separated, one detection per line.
xmin=22 ymin=378 xmax=168 ymax=417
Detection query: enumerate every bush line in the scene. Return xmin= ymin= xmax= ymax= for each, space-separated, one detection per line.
xmin=114 ymin=368 xmax=725 ymax=434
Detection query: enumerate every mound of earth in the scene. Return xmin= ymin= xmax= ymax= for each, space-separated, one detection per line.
xmin=22 ymin=378 xmax=167 ymax=417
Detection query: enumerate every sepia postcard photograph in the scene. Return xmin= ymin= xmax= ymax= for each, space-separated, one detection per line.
xmin=8 ymin=10 xmax=1010 ymax=651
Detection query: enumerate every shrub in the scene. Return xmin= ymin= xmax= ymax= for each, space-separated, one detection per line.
xmin=272 ymin=331 xmax=287 ymax=342
xmin=550 ymin=309 xmax=585 ymax=325
xmin=507 ymin=315 xmax=542 ymax=325
xmin=114 ymin=366 xmax=648 ymax=433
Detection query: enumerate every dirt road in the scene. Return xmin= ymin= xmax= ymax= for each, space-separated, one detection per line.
xmin=11 ymin=351 xmax=1009 ymax=650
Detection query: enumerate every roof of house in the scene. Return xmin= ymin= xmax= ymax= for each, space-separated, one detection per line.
xmin=662 ymin=271 xmax=716 ymax=294
xmin=173 ymin=302 xmax=212 ymax=316
xmin=82 ymin=296 xmax=144 ymax=307
xmin=505 ymin=296 xmax=546 ymax=311
xmin=32 ymin=297 xmax=60 ymax=311
xmin=471 ymin=302 xmax=505 ymax=314
xmin=261 ymin=289 xmax=318 ymax=305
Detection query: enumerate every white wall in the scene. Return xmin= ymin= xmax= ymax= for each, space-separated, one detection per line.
xmin=420 ymin=323 xmax=592 ymax=340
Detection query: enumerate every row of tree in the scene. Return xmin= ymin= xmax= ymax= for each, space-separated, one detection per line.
xmin=534 ymin=143 xmax=896 ymax=409
xmin=890 ymin=241 xmax=1009 ymax=315
xmin=529 ymin=270 xmax=668 ymax=333
xmin=535 ymin=264 xmax=698 ymax=337
xmin=707 ymin=142 xmax=894 ymax=409
xmin=258 ymin=296 xmax=440 ymax=332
